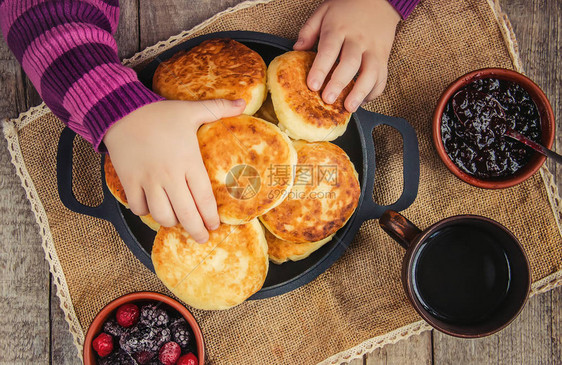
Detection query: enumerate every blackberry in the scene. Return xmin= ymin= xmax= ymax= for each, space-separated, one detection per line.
xmin=140 ymin=303 xmax=169 ymax=327
xmin=150 ymin=327 xmax=171 ymax=352
xmin=120 ymin=324 xmax=157 ymax=353
xmin=116 ymin=350 xmax=137 ymax=365
xmin=103 ymin=318 xmax=125 ymax=338
xmin=120 ymin=324 xmax=171 ymax=354
xmin=170 ymin=318 xmax=192 ymax=349
xmin=98 ymin=349 xmax=136 ymax=365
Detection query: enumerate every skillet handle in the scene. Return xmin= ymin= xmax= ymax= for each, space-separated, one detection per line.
xmin=56 ymin=127 xmax=114 ymax=220
xmin=354 ymin=108 xmax=420 ymax=221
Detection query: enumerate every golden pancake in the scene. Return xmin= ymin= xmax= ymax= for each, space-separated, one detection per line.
xmin=198 ymin=114 xmax=297 ymax=225
xmin=254 ymin=93 xmax=278 ymax=125
xmin=264 ymin=226 xmax=331 ymax=265
xmin=267 ymin=51 xmax=353 ymax=142
xmin=260 ymin=140 xmax=360 ymax=243
xmin=152 ymin=219 xmax=268 ymax=310
xmin=104 ymin=156 xmax=160 ymax=231
xmin=153 ymin=39 xmax=267 ymax=115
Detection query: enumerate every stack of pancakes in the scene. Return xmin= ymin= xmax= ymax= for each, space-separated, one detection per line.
xmin=104 ymin=39 xmax=359 ymax=310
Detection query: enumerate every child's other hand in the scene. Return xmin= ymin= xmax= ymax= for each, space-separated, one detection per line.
xmin=294 ymin=0 xmax=401 ymax=112
xmin=103 ymin=99 xmax=245 ymax=243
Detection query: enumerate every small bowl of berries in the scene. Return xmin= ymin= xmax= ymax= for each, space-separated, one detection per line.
xmin=83 ymin=292 xmax=204 ymax=365
xmin=432 ymin=68 xmax=555 ymax=189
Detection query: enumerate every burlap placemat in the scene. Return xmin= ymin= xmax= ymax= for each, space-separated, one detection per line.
xmin=3 ymin=0 xmax=562 ymax=363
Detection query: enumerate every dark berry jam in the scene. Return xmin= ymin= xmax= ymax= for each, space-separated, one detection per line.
xmin=441 ymin=78 xmax=542 ymax=179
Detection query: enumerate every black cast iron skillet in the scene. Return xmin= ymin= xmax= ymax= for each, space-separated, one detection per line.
xmin=57 ymin=31 xmax=420 ymax=299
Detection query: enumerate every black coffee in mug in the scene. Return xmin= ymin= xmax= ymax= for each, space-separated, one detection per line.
xmin=411 ymin=224 xmax=511 ymax=324
xmin=379 ymin=210 xmax=530 ymax=337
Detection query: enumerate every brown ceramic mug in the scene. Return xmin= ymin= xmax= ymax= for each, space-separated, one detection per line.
xmin=379 ymin=210 xmax=531 ymax=338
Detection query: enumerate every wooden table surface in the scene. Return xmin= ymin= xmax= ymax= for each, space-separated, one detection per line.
xmin=0 ymin=0 xmax=560 ymax=363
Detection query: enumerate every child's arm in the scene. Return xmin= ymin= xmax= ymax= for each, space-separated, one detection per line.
xmin=0 ymin=1 xmax=237 ymax=242
xmin=0 ymin=0 xmax=162 ymax=151
xmin=294 ymin=0 xmax=419 ymax=112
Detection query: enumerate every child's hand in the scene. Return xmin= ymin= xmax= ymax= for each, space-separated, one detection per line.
xmin=103 ymin=99 xmax=246 ymax=243
xmin=294 ymin=0 xmax=401 ymax=112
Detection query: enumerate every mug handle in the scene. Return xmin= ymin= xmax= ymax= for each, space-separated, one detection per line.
xmin=379 ymin=210 xmax=422 ymax=249
xmin=355 ymin=108 xmax=420 ymax=221
xmin=56 ymin=127 xmax=115 ymax=220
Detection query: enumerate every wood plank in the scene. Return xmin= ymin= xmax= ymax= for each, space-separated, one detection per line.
xmin=114 ymin=0 xmax=141 ymax=59
xmin=348 ymin=357 xmax=364 ymax=365
xmin=365 ymin=331 xmax=432 ymax=365
xmin=23 ymin=77 xmax=43 ymax=110
xmin=0 ymin=61 xmax=51 ymax=363
xmin=500 ymin=0 xmax=562 ymax=188
xmin=50 ymin=278 xmax=80 ymax=365
xmin=433 ymin=326 xmax=500 ymax=364
xmin=495 ymin=291 xmax=552 ymax=364
xmin=551 ymin=287 xmax=562 ymax=362
xmin=0 ymin=34 xmax=15 ymax=60
xmin=138 ymin=0 xmax=248 ymax=50
xmin=0 ymin=61 xmax=25 ymax=119
xmin=433 ymin=291 xmax=552 ymax=365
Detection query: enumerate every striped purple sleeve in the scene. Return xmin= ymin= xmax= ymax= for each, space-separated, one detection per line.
xmin=0 ymin=0 xmax=164 ymax=152
xmin=387 ymin=0 xmax=420 ymax=19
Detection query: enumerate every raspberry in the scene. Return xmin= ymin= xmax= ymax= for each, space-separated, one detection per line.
xmin=120 ymin=324 xmax=171 ymax=354
xmin=134 ymin=350 xmax=156 ymax=364
xmin=177 ymin=353 xmax=198 ymax=365
xmin=92 ymin=333 xmax=114 ymax=358
xmin=159 ymin=341 xmax=181 ymax=365
xmin=103 ymin=318 xmax=125 ymax=338
xmin=116 ymin=303 xmax=140 ymax=328
xmin=170 ymin=318 xmax=191 ymax=349
xmin=140 ymin=303 xmax=169 ymax=327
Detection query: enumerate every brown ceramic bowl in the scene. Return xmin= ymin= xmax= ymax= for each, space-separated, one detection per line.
xmin=83 ymin=292 xmax=205 ymax=364
xmin=432 ymin=68 xmax=555 ymax=189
